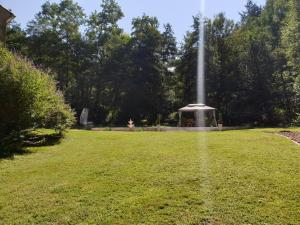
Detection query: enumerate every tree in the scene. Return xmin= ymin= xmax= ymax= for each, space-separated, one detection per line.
xmin=160 ymin=23 xmax=178 ymax=120
xmin=27 ymin=0 xmax=85 ymax=100
xmin=85 ymin=0 xmax=125 ymax=124
xmin=125 ymin=15 xmax=164 ymax=124
xmin=6 ymin=21 xmax=28 ymax=55
xmin=205 ymin=14 xmax=237 ymax=124
xmin=280 ymin=0 xmax=300 ymax=122
xmin=176 ymin=16 xmax=200 ymax=106
xmin=161 ymin=23 xmax=177 ymax=64
xmin=240 ymin=0 xmax=262 ymax=24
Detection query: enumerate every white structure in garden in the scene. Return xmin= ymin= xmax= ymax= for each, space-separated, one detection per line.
xmin=178 ymin=103 xmax=217 ymax=127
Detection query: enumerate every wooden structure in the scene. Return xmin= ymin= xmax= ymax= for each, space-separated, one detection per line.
xmin=178 ymin=103 xmax=218 ymax=127
xmin=0 ymin=5 xmax=15 ymax=42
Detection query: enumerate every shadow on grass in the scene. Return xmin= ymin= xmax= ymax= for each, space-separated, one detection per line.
xmin=0 ymin=132 xmax=62 ymax=160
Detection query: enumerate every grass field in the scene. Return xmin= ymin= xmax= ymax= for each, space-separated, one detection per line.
xmin=0 ymin=129 xmax=299 ymax=225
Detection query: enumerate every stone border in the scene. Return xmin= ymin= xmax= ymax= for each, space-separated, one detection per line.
xmin=277 ymin=131 xmax=300 ymax=146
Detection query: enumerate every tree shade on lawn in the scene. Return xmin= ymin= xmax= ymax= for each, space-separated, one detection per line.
xmin=0 ymin=129 xmax=299 ymax=225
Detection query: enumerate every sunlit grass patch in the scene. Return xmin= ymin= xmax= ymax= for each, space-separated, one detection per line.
xmin=0 ymin=129 xmax=299 ymax=225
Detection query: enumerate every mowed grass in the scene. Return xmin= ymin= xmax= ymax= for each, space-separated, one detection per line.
xmin=0 ymin=130 xmax=299 ymax=225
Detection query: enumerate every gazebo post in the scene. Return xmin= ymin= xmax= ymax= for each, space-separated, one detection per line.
xmin=178 ymin=111 xmax=182 ymax=127
xmin=213 ymin=109 xmax=218 ymax=127
xmin=195 ymin=111 xmax=201 ymax=127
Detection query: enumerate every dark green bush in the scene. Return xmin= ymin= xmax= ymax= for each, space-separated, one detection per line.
xmin=0 ymin=45 xmax=75 ymax=142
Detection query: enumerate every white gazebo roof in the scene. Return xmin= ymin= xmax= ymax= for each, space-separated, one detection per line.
xmin=179 ymin=103 xmax=215 ymax=112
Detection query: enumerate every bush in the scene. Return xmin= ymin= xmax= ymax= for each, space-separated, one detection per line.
xmin=0 ymin=45 xmax=75 ymax=142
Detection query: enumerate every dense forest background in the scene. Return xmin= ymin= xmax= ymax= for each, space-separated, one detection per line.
xmin=5 ymin=0 xmax=300 ymax=126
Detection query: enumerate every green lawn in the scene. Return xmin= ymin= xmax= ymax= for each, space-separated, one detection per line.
xmin=0 ymin=130 xmax=299 ymax=225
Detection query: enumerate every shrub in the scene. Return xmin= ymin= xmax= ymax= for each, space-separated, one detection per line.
xmin=0 ymin=44 xmax=75 ymax=142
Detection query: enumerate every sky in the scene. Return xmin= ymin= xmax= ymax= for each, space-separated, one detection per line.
xmin=1 ymin=0 xmax=266 ymax=43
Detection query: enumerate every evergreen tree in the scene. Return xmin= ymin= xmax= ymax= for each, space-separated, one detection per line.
xmin=86 ymin=0 xmax=125 ymax=124
xmin=160 ymin=23 xmax=178 ymax=120
xmin=127 ymin=15 xmax=164 ymax=124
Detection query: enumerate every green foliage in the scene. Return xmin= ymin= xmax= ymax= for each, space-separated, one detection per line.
xmin=281 ymin=0 xmax=300 ymax=74
xmin=6 ymin=22 xmax=28 ymax=55
xmin=176 ymin=0 xmax=300 ymax=126
xmin=127 ymin=15 xmax=164 ymax=123
xmin=26 ymin=0 xmax=85 ymax=101
xmin=0 ymin=45 xmax=75 ymax=142
xmin=240 ymin=0 xmax=262 ymax=24
xmin=5 ymin=0 xmax=300 ymax=126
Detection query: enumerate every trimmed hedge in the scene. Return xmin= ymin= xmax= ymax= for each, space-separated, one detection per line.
xmin=0 ymin=44 xmax=75 ymax=142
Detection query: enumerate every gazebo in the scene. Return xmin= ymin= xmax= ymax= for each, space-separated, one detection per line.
xmin=178 ymin=103 xmax=218 ymax=127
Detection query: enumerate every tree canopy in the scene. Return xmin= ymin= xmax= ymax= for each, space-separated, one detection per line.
xmin=6 ymin=0 xmax=300 ymax=126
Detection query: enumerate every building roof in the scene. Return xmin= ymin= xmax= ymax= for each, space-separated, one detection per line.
xmin=179 ymin=103 xmax=216 ymax=112
xmin=0 ymin=5 xmax=15 ymax=22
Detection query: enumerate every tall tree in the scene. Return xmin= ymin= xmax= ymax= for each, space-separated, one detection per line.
xmin=176 ymin=16 xmax=200 ymax=105
xmin=205 ymin=14 xmax=236 ymax=124
xmin=160 ymin=23 xmax=178 ymax=119
xmin=27 ymin=0 xmax=85 ymax=101
xmin=126 ymin=15 xmax=164 ymax=124
xmin=86 ymin=0 xmax=124 ymax=124
xmin=280 ymin=0 xmax=300 ymax=122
